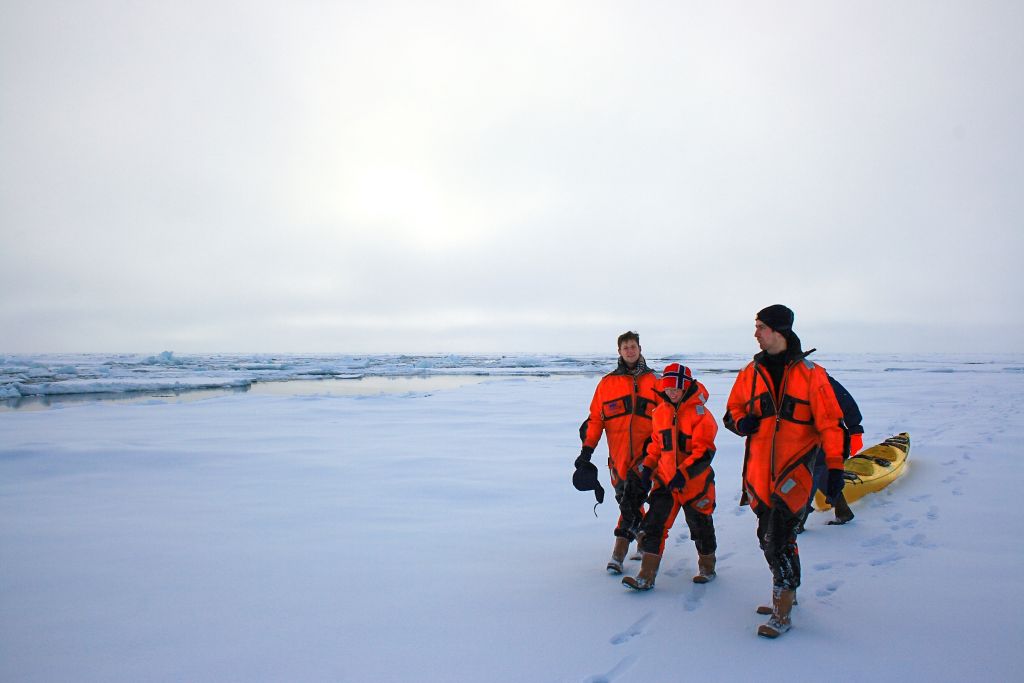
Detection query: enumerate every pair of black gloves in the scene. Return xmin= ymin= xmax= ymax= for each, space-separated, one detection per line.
xmin=736 ymin=413 xmax=846 ymax=502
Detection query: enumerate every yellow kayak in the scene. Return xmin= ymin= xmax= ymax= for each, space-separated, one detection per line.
xmin=815 ymin=433 xmax=910 ymax=510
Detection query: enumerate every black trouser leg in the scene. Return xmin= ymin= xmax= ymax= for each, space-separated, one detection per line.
xmin=638 ymin=486 xmax=677 ymax=554
xmin=806 ymin=446 xmax=827 ymax=514
xmin=682 ymin=505 xmax=717 ymax=556
xmin=755 ymin=502 xmax=801 ymax=590
xmin=613 ymin=470 xmax=647 ymax=540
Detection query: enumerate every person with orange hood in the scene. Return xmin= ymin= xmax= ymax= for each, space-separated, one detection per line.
xmin=724 ymin=304 xmax=849 ymax=638
xmin=622 ymin=363 xmax=718 ymax=591
xmin=574 ymin=331 xmax=659 ymax=574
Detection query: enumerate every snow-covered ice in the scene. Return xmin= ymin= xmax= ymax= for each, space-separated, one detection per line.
xmin=1 ymin=353 xmax=1022 ymax=681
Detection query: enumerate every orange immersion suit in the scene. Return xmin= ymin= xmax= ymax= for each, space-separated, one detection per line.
xmin=582 ymin=360 xmax=659 ymax=539
xmin=637 ymin=381 xmax=718 ymax=555
xmin=643 ymin=380 xmax=717 ymax=513
xmin=726 ymin=355 xmax=846 ymax=515
xmin=582 ymin=367 xmax=659 ymax=486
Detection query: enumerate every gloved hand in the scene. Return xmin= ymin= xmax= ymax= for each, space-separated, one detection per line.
xmin=736 ymin=414 xmax=760 ymax=435
xmin=825 ymin=468 xmax=845 ymax=502
xmin=574 ymin=446 xmax=594 ymax=469
xmin=620 ymin=475 xmax=648 ymax=511
xmin=668 ymin=470 xmax=686 ymax=490
xmin=639 ymin=466 xmax=653 ymax=492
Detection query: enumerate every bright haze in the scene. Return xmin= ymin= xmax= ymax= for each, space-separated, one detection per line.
xmin=2 ymin=2 xmax=1021 ymax=354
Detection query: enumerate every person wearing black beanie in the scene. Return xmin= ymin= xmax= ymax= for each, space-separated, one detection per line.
xmin=722 ymin=305 xmax=850 ymax=639
xmin=755 ymin=304 xmax=794 ymax=332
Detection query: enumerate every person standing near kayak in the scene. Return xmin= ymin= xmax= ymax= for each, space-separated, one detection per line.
xmin=574 ymin=331 xmax=659 ymax=574
xmin=724 ymin=305 xmax=848 ymax=638
xmin=797 ymin=374 xmax=863 ymax=531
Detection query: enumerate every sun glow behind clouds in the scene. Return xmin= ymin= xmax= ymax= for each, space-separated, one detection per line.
xmin=293 ymin=157 xmax=491 ymax=252
xmin=344 ymin=164 xmax=479 ymax=249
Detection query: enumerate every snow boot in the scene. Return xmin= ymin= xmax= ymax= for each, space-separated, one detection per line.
xmin=756 ymin=591 xmax=797 ymax=615
xmin=757 ymin=588 xmax=796 ymax=638
xmin=628 ymin=531 xmax=645 ymax=561
xmin=828 ymin=493 xmax=855 ymax=525
xmin=607 ymin=537 xmax=629 ymax=574
xmin=622 ymin=553 xmax=661 ymax=591
xmin=692 ymin=553 xmax=716 ymax=584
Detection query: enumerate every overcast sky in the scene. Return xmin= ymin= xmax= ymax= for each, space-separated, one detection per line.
xmin=2 ymin=1 xmax=1021 ymax=355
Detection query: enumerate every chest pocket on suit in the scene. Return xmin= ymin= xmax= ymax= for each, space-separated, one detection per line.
xmin=659 ymin=428 xmax=674 ymax=451
xmin=779 ymin=394 xmax=813 ymax=425
xmin=602 ymin=395 xmax=633 ymax=420
xmin=635 ymin=396 xmax=656 ymax=419
xmin=659 ymin=428 xmax=690 ymax=454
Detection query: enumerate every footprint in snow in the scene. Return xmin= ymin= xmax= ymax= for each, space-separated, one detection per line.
xmin=884 ymin=512 xmax=904 ymax=523
xmin=816 ymin=580 xmax=843 ymax=598
xmin=661 ymin=558 xmax=687 ymax=579
xmin=910 ymin=494 xmax=932 ymax=503
xmin=609 ymin=612 xmax=654 ymax=645
xmin=813 ymin=561 xmax=834 ymax=571
xmin=952 ymin=487 xmax=963 ymax=496
xmin=860 ymin=533 xmax=897 ymax=549
xmin=926 ymin=506 xmax=939 ymax=520
xmin=892 ymin=519 xmax=918 ymax=531
xmin=957 ymin=468 xmax=969 ymax=476
xmin=681 ymin=584 xmax=705 ymax=612
xmin=583 ymin=654 xmax=638 ymax=683
xmin=869 ymin=552 xmax=904 ymax=566
xmin=905 ymin=534 xmax=937 ymax=549
xmin=942 ymin=459 xmax=959 ymax=466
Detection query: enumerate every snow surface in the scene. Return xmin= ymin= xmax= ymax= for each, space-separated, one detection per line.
xmin=1 ymin=353 xmax=1022 ymax=682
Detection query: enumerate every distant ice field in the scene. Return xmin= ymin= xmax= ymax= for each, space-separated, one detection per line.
xmin=3 ymin=351 xmax=1021 ymax=410
xmin=2 ymin=375 xmax=503 ymax=411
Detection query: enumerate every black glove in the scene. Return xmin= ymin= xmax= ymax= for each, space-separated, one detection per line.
xmin=825 ymin=468 xmax=845 ymax=502
xmin=639 ymin=466 xmax=653 ymax=491
xmin=736 ymin=414 xmax=760 ymax=436
xmin=668 ymin=470 xmax=686 ymax=490
xmin=574 ymin=446 xmax=594 ymax=469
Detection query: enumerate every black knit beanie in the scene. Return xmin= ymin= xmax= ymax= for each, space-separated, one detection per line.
xmin=573 ymin=462 xmax=605 ymax=508
xmin=756 ymin=304 xmax=795 ymax=332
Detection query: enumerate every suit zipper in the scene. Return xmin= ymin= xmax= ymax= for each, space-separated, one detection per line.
xmin=754 ymin=364 xmax=785 ymax=481
xmin=671 ymin=401 xmax=679 ymax=477
xmin=630 ymin=376 xmax=638 ymax=466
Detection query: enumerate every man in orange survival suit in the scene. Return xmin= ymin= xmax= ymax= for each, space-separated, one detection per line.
xmin=622 ymin=363 xmax=718 ymax=591
xmin=575 ymin=331 xmax=659 ymax=574
xmin=724 ymin=305 xmax=848 ymax=639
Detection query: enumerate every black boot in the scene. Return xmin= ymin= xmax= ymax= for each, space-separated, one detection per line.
xmin=828 ymin=493 xmax=855 ymax=525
